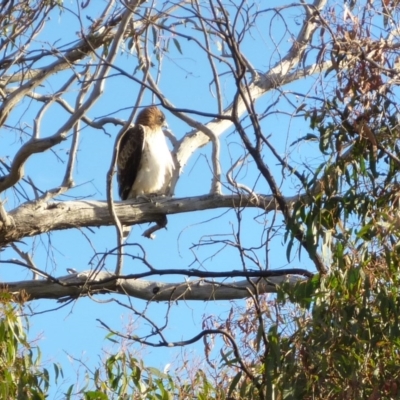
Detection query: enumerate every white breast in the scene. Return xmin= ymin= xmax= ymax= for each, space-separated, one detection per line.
xmin=130 ymin=128 xmax=174 ymax=197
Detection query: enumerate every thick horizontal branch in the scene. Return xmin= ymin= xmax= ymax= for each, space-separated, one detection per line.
xmin=0 ymin=194 xmax=303 ymax=246
xmin=2 ymin=269 xmax=308 ymax=302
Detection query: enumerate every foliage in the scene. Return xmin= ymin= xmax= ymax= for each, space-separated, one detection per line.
xmin=3 ymin=275 xmax=400 ymax=400
xmin=3 ymin=0 xmax=400 ymax=399
xmin=0 ymin=295 xmax=242 ymax=400
xmin=0 ymin=294 xmax=55 ymax=399
xmin=196 ymin=270 xmax=400 ymax=399
xmin=279 ymin=267 xmax=400 ymax=399
xmin=74 ymin=351 xmax=226 ymax=400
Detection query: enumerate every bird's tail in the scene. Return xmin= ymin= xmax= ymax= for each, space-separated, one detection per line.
xmin=122 ymin=225 xmax=131 ymax=241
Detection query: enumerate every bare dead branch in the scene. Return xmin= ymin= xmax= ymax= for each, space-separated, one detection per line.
xmin=1 ymin=194 xmax=303 ymax=246
xmin=0 ymin=136 xmax=70 ymax=194
xmin=3 ymin=269 xmax=308 ymax=301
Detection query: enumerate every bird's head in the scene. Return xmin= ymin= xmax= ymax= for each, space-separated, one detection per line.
xmin=136 ymin=106 xmax=167 ymax=130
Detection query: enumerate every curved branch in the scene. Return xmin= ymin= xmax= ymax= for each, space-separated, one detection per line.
xmin=172 ymin=60 xmax=331 ymax=173
xmin=96 ymin=320 xmax=257 ymax=384
xmin=0 ymin=136 xmax=69 ymax=194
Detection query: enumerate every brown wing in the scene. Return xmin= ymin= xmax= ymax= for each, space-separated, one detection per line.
xmin=117 ymin=125 xmax=145 ymax=200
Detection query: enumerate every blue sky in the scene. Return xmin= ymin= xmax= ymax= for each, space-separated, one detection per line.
xmin=0 ymin=0 xmax=322 ymax=396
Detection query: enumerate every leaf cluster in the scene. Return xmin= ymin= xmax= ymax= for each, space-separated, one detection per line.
xmin=0 ymin=294 xmax=60 ymax=399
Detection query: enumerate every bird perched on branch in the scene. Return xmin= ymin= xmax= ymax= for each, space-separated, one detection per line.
xmin=117 ymin=106 xmax=175 ymax=239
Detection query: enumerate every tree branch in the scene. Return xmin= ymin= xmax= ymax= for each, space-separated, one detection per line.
xmin=0 ymin=194 xmax=303 ymax=246
xmin=3 ymin=269 xmax=308 ymax=301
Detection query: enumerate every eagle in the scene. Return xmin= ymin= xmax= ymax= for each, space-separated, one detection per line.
xmin=117 ymin=106 xmax=175 ymax=238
